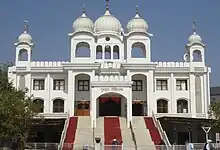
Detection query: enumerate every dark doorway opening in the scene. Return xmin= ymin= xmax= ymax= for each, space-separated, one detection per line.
xmin=132 ymin=103 xmax=143 ymax=116
xmin=99 ymin=97 xmax=121 ymax=116
xmin=178 ymin=132 xmax=189 ymax=145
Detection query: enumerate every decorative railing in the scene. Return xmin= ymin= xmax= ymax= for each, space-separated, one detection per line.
xmin=25 ymin=143 xmax=59 ymax=149
xmin=152 ymin=111 xmax=171 ymax=149
xmin=155 ymin=113 xmax=208 ymax=119
xmin=59 ymin=111 xmax=70 ymax=150
xmin=129 ymin=121 xmax=137 ymax=150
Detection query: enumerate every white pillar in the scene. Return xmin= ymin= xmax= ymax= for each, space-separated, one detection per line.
xmin=189 ymin=74 xmax=196 ymax=117
xmin=91 ymin=87 xmax=96 ymax=128
xmin=202 ymin=75 xmax=206 ymax=113
xmin=127 ymin=87 xmax=132 ymax=128
xmin=26 ymin=73 xmax=32 ymax=97
xmin=68 ymin=70 xmax=75 ymax=116
xmin=127 ymin=69 xmax=132 ymax=128
xmin=91 ymin=70 xmax=96 ymax=128
xmin=147 ymin=70 xmax=154 ymax=116
xmin=46 ymin=73 xmax=51 ymax=113
xmin=206 ymin=68 xmax=211 ymax=118
xmin=170 ymin=73 xmax=176 ymax=113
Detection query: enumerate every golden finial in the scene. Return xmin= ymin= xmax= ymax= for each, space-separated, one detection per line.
xmin=106 ymin=0 xmax=109 ymax=10
xmin=192 ymin=20 xmax=196 ymax=33
xmin=82 ymin=4 xmax=86 ymax=14
xmin=136 ymin=5 xmax=139 ymax=14
xmin=24 ymin=20 xmax=28 ymax=33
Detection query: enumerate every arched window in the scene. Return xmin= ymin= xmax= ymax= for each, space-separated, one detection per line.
xmin=18 ymin=49 xmax=28 ymax=61
xmin=131 ymin=42 xmax=146 ymax=58
xmin=177 ymin=99 xmax=188 ymax=113
xmin=193 ymin=50 xmax=202 ymax=62
xmin=53 ymin=99 xmax=64 ymax=113
xmin=113 ymin=45 xmax=120 ymax=59
xmin=33 ymin=99 xmax=44 ymax=113
xmin=75 ymin=42 xmax=90 ymax=57
xmin=105 ymin=45 xmax=111 ymax=59
xmin=157 ymin=99 xmax=168 ymax=113
xmin=96 ymin=45 xmax=103 ymax=59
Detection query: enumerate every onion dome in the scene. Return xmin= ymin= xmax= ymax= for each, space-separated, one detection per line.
xmin=72 ymin=6 xmax=94 ymax=33
xmin=127 ymin=6 xmax=148 ymax=33
xmin=18 ymin=20 xmax=32 ymax=43
xmin=188 ymin=21 xmax=202 ymax=44
xmin=94 ymin=0 xmax=122 ymax=35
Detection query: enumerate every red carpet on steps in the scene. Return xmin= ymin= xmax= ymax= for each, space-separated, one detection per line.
xmin=63 ymin=117 xmax=78 ymax=150
xmin=104 ymin=117 xmax=123 ymax=145
xmin=144 ymin=117 xmax=162 ymax=145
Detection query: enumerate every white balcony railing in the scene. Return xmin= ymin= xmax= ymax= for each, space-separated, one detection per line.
xmin=152 ymin=111 xmax=171 ymax=149
xmin=59 ymin=111 xmax=70 ymax=150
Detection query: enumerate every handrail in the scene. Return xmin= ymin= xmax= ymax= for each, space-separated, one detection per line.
xmin=129 ymin=121 xmax=137 ymax=150
xmin=152 ymin=111 xmax=171 ymax=149
xmin=59 ymin=111 xmax=70 ymax=150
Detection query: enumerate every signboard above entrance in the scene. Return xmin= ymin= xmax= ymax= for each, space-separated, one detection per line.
xmin=101 ymin=87 xmax=123 ymax=92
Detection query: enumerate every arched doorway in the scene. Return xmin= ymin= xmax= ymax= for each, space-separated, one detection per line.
xmin=75 ymin=73 xmax=90 ymax=116
xmin=131 ymin=74 xmax=147 ymax=116
xmin=97 ymin=93 xmax=127 ymax=117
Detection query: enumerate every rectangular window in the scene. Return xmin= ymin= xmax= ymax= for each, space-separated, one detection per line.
xmin=156 ymin=79 xmax=168 ymax=91
xmin=78 ymin=80 xmax=89 ymax=91
xmin=176 ymin=79 xmax=188 ymax=90
xmin=53 ymin=79 xmax=65 ymax=90
xmin=33 ymin=79 xmax=45 ymax=90
xmin=132 ymin=80 xmax=142 ymax=91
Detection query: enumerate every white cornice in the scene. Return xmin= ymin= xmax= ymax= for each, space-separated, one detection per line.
xmin=31 ymin=67 xmax=63 ymax=72
xmin=121 ymin=63 xmax=157 ymax=70
xmin=62 ymin=63 xmax=101 ymax=70
xmin=91 ymin=81 xmax=133 ymax=87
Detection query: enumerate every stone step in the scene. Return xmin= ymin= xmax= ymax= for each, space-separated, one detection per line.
xmin=132 ymin=117 xmax=155 ymax=147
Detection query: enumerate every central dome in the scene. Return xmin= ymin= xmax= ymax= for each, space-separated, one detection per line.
xmin=94 ymin=10 xmax=122 ymax=35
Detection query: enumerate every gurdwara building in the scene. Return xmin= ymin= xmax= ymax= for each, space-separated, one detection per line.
xmin=8 ymin=1 xmax=212 ymax=147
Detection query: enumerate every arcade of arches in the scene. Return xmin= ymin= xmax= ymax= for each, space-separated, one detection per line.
xmin=32 ymin=72 xmax=190 ymax=116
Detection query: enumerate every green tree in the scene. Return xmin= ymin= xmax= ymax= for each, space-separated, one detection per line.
xmin=0 ymin=63 xmax=39 ymax=149
xmin=209 ymin=100 xmax=220 ymax=127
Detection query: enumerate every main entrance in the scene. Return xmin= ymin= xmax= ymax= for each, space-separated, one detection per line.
xmin=75 ymin=101 xmax=90 ymax=116
xmin=132 ymin=101 xmax=145 ymax=116
xmin=99 ymin=97 xmax=121 ymax=116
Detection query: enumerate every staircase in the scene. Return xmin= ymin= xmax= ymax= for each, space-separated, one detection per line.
xmin=132 ymin=117 xmax=155 ymax=149
xmin=74 ymin=116 xmax=93 ymax=149
xmin=119 ymin=117 xmax=135 ymax=149
xmin=144 ymin=117 xmax=162 ymax=145
xmin=94 ymin=117 xmax=105 ymax=144
xmin=63 ymin=117 xmax=78 ymax=150
xmin=104 ymin=117 xmax=122 ymax=145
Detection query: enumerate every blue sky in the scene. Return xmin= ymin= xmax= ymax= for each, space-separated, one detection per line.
xmin=0 ymin=0 xmax=219 ymax=86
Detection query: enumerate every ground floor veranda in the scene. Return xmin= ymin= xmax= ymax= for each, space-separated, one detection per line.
xmin=159 ymin=117 xmax=217 ymax=145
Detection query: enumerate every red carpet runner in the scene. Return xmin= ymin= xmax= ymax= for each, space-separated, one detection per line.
xmin=104 ymin=117 xmax=123 ymax=146
xmin=63 ymin=117 xmax=78 ymax=150
xmin=144 ymin=117 xmax=162 ymax=145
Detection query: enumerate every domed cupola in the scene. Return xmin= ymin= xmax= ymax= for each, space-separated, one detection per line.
xmin=18 ymin=20 xmax=32 ymax=44
xmin=188 ymin=21 xmax=203 ymax=44
xmin=94 ymin=0 xmax=122 ymax=35
xmin=72 ymin=6 xmax=94 ymax=33
xmin=127 ymin=6 xmax=148 ymax=34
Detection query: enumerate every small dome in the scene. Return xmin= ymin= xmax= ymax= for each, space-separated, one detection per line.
xmin=127 ymin=13 xmax=148 ymax=33
xmin=72 ymin=11 xmax=94 ymax=33
xmin=188 ymin=32 xmax=202 ymax=44
xmin=94 ymin=10 xmax=122 ymax=35
xmin=18 ymin=31 xmax=32 ymax=43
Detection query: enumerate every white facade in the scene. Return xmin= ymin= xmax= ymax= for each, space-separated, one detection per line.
xmin=8 ymin=4 xmax=211 ymax=128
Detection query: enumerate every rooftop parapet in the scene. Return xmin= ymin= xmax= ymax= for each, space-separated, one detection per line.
xmin=154 ymin=62 xmax=190 ymax=67
xmin=31 ymin=61 xmax=69 ymax=67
